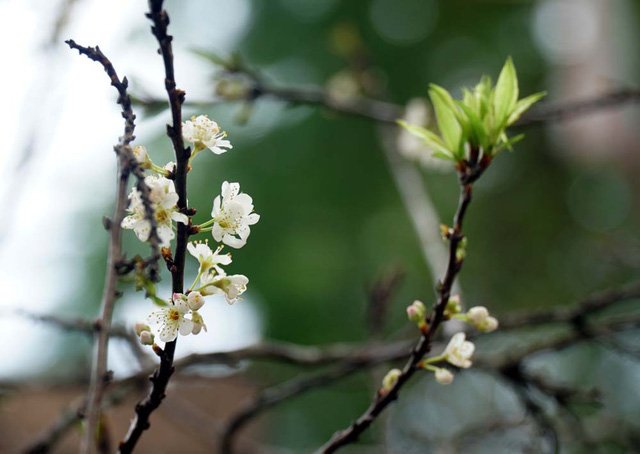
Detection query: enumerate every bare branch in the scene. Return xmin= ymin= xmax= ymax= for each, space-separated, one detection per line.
xmin=136 ymin=57 xmax=640 ymax=129
xmin=21 ymin=301 xmax=640 ymax=454
xmin=18 ymin=311 xmax=150 ymax=367
xmin=22 ymin=402 xmax=85 ymax=454
xmin=499 ymin=280 xmax=640 ymax=329
xmin=64 ymin=39 xmax=145 ymax=454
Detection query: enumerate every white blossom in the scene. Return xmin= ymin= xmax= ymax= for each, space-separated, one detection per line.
xmin=121 ymin=175 xmax=188 ymax=247
xmin=187 ymin=241 xmax=231 ymax=275
xmin=210 ymin=181 xmax=260 ymax=249
xmin=147 ymin=294 xmax=194 ymax=342
xmin=435 ymin=368 xmax=454 ymax=385
xmin=199 ymin=272 xmax=249 ymax=304
xmin=187 ymin=291 xmax=205 ymax=311
xmin=163 ymin=161 xmax=176 ymax=173
xmin=131 ymin=145 xmax=151 ymax=168
xmin=465 ymin=306 xmax=498 ymax=332
xmin=467 ymin=306 xmax=489 ymax=325
xmin=480 ymin=316 xmax=499 ymax=333
xmin=182 ymin=115 xmax=232 ymax=155
xmin=442 ymin=333 xmax=475 ymax=369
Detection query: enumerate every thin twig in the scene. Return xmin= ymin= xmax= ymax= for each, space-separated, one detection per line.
xmin=23 ymin=401 xmax=85 ymax=454
xmin=64 ymin=40 xmax=142 ymax=454
xmin=219 ymin=340 xmax=415 ymax=454
xmin=514 ymin=89 xmax=640 ymax=127
xmin=138 ymin=61 xmax=640 ymax=129
xmin=315 ymin=155 xmax=488 ymax=453
xmin=18 ymin=311 xmax=150 ymax=368
xmin=21 ymin=303 xmax=640 ymax=454
xmin=499 ymin=280 xmax=640 ymax=329
xmin=118 ymin=1 xmax=190 ymax=451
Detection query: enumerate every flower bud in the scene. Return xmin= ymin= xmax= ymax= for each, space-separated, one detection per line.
xmin=467 ymin=306 xmax=489 ymax=325
xmin=132 ymin=145 xmax=151 ymax=169
xmin=406 ymin=300 xmax=426 ymax=324
xmin=435 ymin=368 xmax=454 ymax=385
xmin=456 ymin=237 xmax=468 ymax=260
xmin=479 ymin=316 xmax=499 ymax=333
xmin=134 ymin=322 xmax=150 ymax=336
xmin=382 ymin=368 xmax=402 ymax=391
xmin=191 ymin=311 xmax=207 ymax=335
xmin=440 ymin=224 xmax=452 ymax=241
xmin=172 ymin=293 xmax=187 ymax=304
xmin=445 ymin=295 xmax=462 ymax=315
xmin=139 ymin=331 xmax=155 ymax=345
xmin=187 ymin=291 xmax=205 ymax=311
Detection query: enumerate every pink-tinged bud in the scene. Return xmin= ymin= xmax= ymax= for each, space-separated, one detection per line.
xmin=139 ymin=331 xmax=155 ymax=345
xmin=480 ymin=316 xmax=499 ymax=333
xmin=382 ymin=368 xmax=402 ymax=391
xmin=134 ymin=322 xmax=150 ymax=336
xmin=406 ymin=300 xmax=426 ymax=324
xmin=172 ymin=293 xmax=186 ymax=304
xmin=187 ymin=291 xmax=205 ymax=311
xmin=467 ymin=306 xmax=489 ymax=326
xmin=435 ymin=368 xmax=454 ymax=385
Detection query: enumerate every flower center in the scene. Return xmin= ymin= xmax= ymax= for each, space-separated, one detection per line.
xmin=169 ymin=309 xmax=180 ymax=321
xmin=156 ymin=209 xmax=171 ymax=224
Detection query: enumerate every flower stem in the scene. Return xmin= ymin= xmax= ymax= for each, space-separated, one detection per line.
xmin=151 ymin=163 xmax=170 ymax=176
xmin=198 ymin=218 xmax=215 ymax=228
xmin=189 ymin=269 xmax=203 ymax=292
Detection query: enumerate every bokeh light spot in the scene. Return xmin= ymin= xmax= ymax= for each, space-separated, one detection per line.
xmin=369 ymin=0 xmax=437 ymax=46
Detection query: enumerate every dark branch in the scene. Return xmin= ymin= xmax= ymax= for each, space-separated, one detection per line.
xmin=118 ymin=1 xmax=190 ymax=451
xmin=315 ymin=157 xmax=489 ymax=453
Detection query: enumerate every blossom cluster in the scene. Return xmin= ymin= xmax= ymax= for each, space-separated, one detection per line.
xmin=381 ymin=295 xmax=499 ymax=390
xmin=126 ymin=115 xmax=260 ymax=345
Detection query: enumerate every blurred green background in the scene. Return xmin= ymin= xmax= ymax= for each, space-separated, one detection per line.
xmin=3 ymin=0 xmax=640 ymax=452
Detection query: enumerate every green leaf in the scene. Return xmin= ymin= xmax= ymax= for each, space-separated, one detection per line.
xmin=474 ymin=75 xmax=492 ymax=119
xmin=462 ymin=88 xmax=478 ymax=115
xmin=507 ymin=91 xmax=546 ymax=125
xmin=493 ymin=57 xmax=518 ymax=129
xmin=397 ymin=120 xmax=455 ymax=159
xmin=431 ymin=149 xmax=457 ymax=161
xmin=428 ymin=84 xmax=463 ymax=158
xmin=455 ymin=100 xmax=488 ymax=151
xmin=493 ymin=132 xmax=525 ymax=155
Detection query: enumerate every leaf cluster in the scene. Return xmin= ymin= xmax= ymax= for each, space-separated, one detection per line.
xmin=399 ymin=58 xmax=545 ymax=162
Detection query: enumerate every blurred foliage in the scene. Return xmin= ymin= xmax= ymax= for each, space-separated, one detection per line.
xmin=60 ymin=0 xmax=640 ymax=450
